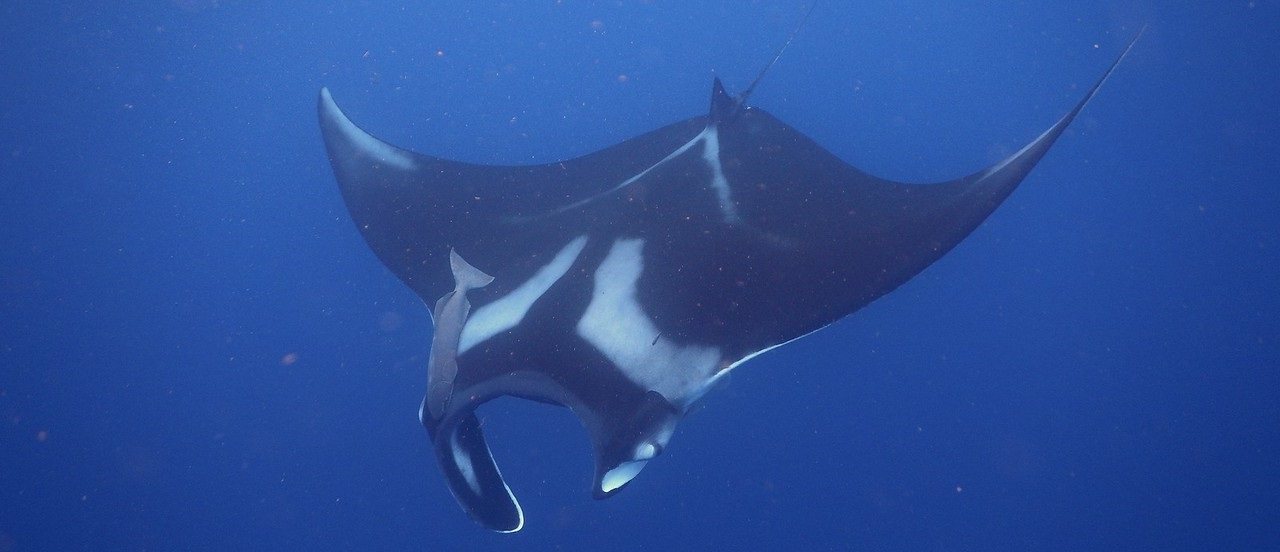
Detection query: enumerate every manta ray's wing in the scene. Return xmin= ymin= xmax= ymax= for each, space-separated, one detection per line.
xmin=318 ymin=33 xmax=1138 ymax=532
xmin=319 ymin=91 xmax=709 ymax=532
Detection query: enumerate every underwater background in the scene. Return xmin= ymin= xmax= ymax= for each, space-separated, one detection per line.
xmin=2 ymin=1 xmax=1277 ymax=550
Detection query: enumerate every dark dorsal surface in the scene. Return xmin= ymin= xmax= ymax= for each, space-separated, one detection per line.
xmin=317 ymin=30 xmax=1141 ymax=532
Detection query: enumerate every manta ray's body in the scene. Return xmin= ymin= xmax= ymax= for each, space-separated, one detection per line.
xmin=318 ymin=33 xmax=1140 ymax=532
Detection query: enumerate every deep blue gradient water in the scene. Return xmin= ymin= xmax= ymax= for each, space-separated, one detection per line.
xmin=2 ymin=2 xmax=1277 ymax=551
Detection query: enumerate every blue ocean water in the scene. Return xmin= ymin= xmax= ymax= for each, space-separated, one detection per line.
xmin=2 ymin=1 xmax=1277 ymax=550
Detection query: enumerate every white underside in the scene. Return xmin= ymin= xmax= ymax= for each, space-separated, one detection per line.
xmin=459 ymin=236 xmax=588 ymax=354
xmin=576 ymin=238 xmax=722 ymax=408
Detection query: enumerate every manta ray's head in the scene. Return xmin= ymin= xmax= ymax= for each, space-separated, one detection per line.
xmin=423 ymin=376 xmax=683 ymax=533
xmin=594 ymin=390 xmax=681 ymax=496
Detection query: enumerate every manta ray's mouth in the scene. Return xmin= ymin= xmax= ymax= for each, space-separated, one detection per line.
xmin=422 ymin=376 xmax=680 ymax=532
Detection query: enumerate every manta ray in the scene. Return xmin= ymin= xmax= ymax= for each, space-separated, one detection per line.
xmin=317 ymin=29 xmax=1141 ymax=532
